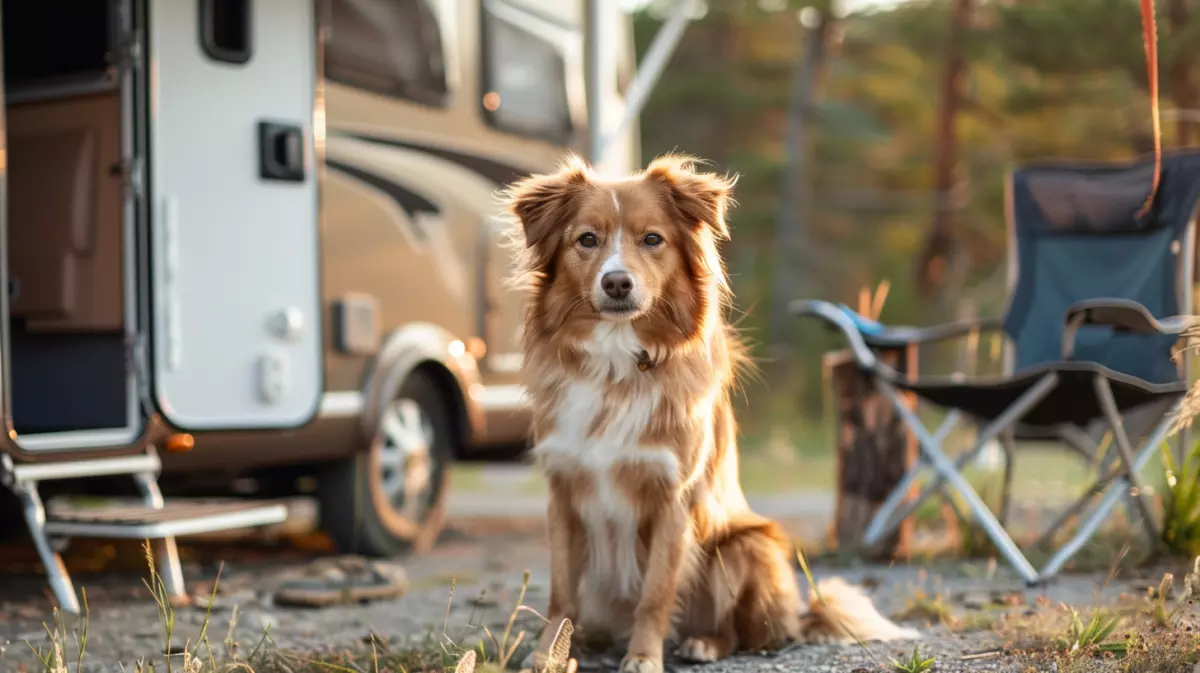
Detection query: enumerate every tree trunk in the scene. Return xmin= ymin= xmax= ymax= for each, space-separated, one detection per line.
xmin=916 ymin=0 xmax=972 ymax=298
xmin=825 ymin=346 xmax=918 ymax=559
xmin=767 ymin=12 xmax=829 ymax=378
xmin=1170 ymin=0 xmax=1193 ymax=147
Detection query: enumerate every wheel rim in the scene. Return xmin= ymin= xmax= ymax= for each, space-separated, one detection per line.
xmin=377 ymin=398 xmax=436 ymax=522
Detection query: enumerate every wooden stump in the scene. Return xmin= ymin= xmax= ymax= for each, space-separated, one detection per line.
xmin=824 ymin=346 xmax=918 ymax=560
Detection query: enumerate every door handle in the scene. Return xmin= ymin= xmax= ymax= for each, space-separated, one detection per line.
xmin=258 ymin=120 xmax=306 ymax=182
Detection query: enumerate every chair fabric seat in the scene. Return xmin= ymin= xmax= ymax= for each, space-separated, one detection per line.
xmin=887 ymin=361 xmax=1186 ymax=428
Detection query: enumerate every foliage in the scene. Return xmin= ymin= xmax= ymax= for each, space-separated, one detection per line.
xmin=632 ymin=0 xmax=1190 ymax=428
xmin=1161 ymin=439 xmax=1200 ymax=557
xmin=889 ymin=646 xmax=936 ymax=673
xmin=1057 ymin=606 xmax=1126 ymax=655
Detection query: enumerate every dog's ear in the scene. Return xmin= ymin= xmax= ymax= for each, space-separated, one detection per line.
xmin=505 ymin=156 xmax=591 ymax=249
xmin=645 ymin=154 xmax=735 ymax=240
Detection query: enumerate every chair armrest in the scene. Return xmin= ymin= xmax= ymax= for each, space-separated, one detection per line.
xmin=789 ymin=299 xmax=1004 ymax=369
xmin=865 ymin=317 xmax=1005 ymax=348
xmin=1061 ymin=298 xmax=1200 ymax=359
xmin=788 ymin=299 xmax=879 ymax=369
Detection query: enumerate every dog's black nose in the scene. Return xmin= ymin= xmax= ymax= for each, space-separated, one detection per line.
xmin=601 ymin=271 xmax=633 ymax=300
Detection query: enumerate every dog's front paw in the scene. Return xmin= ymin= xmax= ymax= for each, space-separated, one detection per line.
xmin=619 ymin=655 xmax=662 ymax=673
xmin=676 ymin=637 xmax=720 ymax=663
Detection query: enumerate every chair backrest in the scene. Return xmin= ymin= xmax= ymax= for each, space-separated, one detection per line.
xmin=1001 ymin=150 xmax=1200 ymax=383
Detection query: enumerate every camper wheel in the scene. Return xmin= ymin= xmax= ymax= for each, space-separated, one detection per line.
xmin=318 ymin=370 xmax=451 ymax=557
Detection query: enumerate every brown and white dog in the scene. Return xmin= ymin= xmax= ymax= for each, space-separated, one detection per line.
xmin=503 ymin=154 xmax=917 ymax=673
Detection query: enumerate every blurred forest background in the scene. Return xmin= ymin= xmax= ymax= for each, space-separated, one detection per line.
xmin=631 ymin=0 xmax=1192 ymax=443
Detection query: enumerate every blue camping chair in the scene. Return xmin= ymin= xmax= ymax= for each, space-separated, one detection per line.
xmin=793 ymin=150 xmax=1200 ymax=584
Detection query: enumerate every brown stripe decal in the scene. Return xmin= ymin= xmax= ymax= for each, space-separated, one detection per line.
xmin=329 ymin=131 xmax=531 ymax=186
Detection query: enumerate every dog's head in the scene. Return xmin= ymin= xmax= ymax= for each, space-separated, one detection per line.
xmin=504 ymin=154 xmax=735 ymax=344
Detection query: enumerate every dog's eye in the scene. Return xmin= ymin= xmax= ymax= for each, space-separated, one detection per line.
xmin=578 ymin=233 xmax=599 ymax=248
xmin=642 ymin=233 xmax=664 ymax=247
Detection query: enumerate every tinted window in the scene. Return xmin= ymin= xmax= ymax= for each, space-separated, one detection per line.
xmin=326 ymin=0 xmax=448 ymax=107
xmin=480 ymin=6 xmax=572 ymax=142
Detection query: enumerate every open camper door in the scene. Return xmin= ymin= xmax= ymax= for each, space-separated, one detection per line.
xmin=147 ymin=0 xmax=322 ymax=430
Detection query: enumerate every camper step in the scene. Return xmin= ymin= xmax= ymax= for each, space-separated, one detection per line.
xmin=43 ymin=499 xmax=288 ymax=539
xmin=6 ymin=452 xmax=161 ymax=484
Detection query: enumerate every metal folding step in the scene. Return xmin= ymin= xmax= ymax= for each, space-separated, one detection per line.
xmin=1 ymin=447 xmax=288 ymax=614
xmin=45 ymin=499 xmax=288 ymax=538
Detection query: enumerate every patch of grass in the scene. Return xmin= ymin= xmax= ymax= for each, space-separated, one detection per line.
xmin=956 ymin=611 xmax=1000 ymax=632
xmin=1057 ymin=606 xmax=1126 ymax=656
xmin=888 ymin=646 xmax=935 ymax=673
xmin=892 ymin=586 xmax=955 ymax=628
xmin=16 ymin=541 xmax=559 ymax=673
xmin=1002 ymin=559 xmax=1200 ymax=672
xmin=1161 ymin=438 xmax=1200 ymax=558
xmin=1117 ymin=629 xmax=1200 ymax=672
xmin=1137 ymin=558 xmax=1200 ymax=631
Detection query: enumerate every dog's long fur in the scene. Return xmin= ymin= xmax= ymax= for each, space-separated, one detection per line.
xmin=503 ymin=154 xmax=917 ymax=673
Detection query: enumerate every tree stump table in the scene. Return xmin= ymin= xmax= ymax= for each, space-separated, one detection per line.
xmin=823 ymin=344 xmax=921 ymax=560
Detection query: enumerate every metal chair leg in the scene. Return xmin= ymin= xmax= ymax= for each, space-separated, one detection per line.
xmin=14 ymin=482 xmax=80 ymax=614
xmin=877 ymin=378 xmax=1047 ymax=584
xmin=862 ymin=411 xmax=961 ymax=547
xmin=1039 ymin=406 xmax=1179 ymax=581
xmin=894 ymin=376 xmax=1056 ymax=527
xmin=1093 ymin=375 xmax=1162 ymax=541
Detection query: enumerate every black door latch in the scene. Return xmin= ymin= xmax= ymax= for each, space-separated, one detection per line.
xmin=258 ymin=120 xmax=305 ymax=182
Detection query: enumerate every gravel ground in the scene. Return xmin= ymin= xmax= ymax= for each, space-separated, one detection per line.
xmin=0 ymin=466 xmax=1187 ymax=673
xmin=0 ymin=511 xmax=1180 ymax=673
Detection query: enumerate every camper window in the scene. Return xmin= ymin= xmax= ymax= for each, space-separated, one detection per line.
xmin=325 ymin=0 xmax=448 ymax=107
xmin=480 ymin=4 xmax=572 ymax=143
xmin=200 ymin=0 xmax=253 ymax=65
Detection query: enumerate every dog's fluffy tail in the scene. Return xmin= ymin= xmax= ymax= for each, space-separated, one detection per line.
xmin=800 ymin=577 xmax=919 ymax=644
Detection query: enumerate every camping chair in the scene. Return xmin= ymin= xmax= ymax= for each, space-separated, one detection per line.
xmin=792 ymin=150 xmax=1200 ymax=585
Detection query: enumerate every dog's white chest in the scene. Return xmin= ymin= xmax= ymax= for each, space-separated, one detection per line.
xmin=537 ymin=380 xmax=672 ymax=598
xmin=533 ymin=325 xmax=678 ymax=599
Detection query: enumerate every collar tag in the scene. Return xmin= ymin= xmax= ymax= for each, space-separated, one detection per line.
xmin=637 ymin=350 xmax=653 ymax=372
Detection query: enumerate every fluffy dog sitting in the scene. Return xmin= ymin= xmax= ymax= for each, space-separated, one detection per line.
xmin=503 ymin=154 xmax=917 ymax=673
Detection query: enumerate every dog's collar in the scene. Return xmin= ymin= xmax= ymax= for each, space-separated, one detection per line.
xmin=637 ymin=350 xmax=654 ymax=372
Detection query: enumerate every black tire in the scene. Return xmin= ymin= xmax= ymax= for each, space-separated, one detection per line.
xmin=318 ymin=370 xmax=452 ymax=557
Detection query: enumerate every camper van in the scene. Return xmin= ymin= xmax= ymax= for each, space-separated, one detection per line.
xmin=0 ymin=0 xmax=663 ymax=612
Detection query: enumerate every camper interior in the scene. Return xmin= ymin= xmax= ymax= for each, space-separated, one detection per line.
xmin=1 ymin=0 xmax=142 ymax=450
